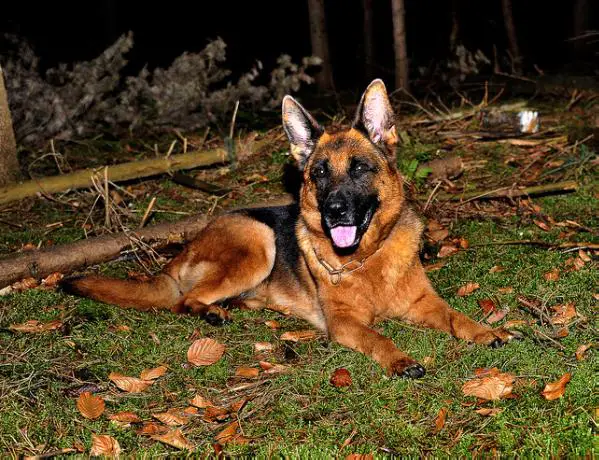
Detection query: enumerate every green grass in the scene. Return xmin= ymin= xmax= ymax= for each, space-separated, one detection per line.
xmin=0 ymin=105 xmax=598 ymax=457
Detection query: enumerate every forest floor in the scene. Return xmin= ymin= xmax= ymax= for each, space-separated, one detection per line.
xmin=0 ymin=92 xmax=597 ymax=457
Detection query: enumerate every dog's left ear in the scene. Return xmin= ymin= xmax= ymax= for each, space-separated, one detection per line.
xmin=353 ymin=79 xmax=398 ymax=160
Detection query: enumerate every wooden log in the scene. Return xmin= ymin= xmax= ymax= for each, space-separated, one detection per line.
xmin=0 ymin=147 xmax=228 ymax=206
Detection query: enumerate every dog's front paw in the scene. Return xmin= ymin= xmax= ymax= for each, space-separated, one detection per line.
xmin=475 ymin=327 xmax=517 ymax=347
xmin=201 ymin=305 xmax=232 ymax=326
xmin=388 ymin=357 xmax=426 ymax=379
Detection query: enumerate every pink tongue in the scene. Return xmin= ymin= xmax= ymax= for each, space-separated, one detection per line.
xmin=330 ymin=226 xmax=357 ymax=248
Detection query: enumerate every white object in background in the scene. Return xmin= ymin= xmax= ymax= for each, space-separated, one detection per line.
xmin=518 ymin=111 xmax=539 ymax=134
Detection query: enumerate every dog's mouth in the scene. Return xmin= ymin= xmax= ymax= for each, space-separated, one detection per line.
xmin=325 ymin=203 xmax=376 ymax=253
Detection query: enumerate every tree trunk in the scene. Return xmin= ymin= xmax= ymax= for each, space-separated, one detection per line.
xmin=572 ymin=0 xmax=589 ymax=59
xmin=0 ymin=65 xmax=20 ymax=187
xmin=307 ymin=0 xmax=334 ymax=90
xmin=362 ymin=0 xmax=375 ymax=81
xmin=391 ymin=0 xmax=409 ymax=92
xmin=501 ymin=0 xmax=522 ymax=74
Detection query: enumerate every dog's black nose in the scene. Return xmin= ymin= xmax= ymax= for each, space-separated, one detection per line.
xmin=325 ymin=196 xmax=348 ymax=219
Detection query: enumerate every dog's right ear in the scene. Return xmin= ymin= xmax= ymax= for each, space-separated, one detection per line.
xmin=282 ymin=96 xmax=323 ymax=169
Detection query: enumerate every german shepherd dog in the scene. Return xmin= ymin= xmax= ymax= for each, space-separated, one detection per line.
xmin=62 ymin=80 xmax=514 ymax=378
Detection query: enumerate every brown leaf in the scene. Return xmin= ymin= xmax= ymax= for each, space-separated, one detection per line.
xmin=190 ymin=394 xmax=213 ymax=408
xmin=137 ymin=422 xmax=168 ymax=436
xmin=235 ymin=366 xmax=260 ymax=378
xmin=424 ymin=261 xmax=446 ymax=272
xmin=503 ymin=319 xmax=528 ymax=329
xmin=187 ymin=338 xmax=225 ymax=366
xmin=215 ymin=421 xmax=240 ymax=444
xmin=456 ymin=282 xmax=480 ymax=297
xmin=108 ymin=372 xmax=153 ymax=393
xmin=152 ymin=411 xmax=188 ymax=426
xmin=565 ymin=256 xmax=586 ymax=271
xmin=109 ymin=411 xmax=141 ymax=423
xmin=11 ymin=277 xmax=39 ymax=292
xmin=475 ymin=407 xmax=503 ymax=416
xmin=575 ymin=343 xmax=592 ymax=361
xmin=183 ymin=406 xmax=199 ymax=415
xmin=254 ymin=342 xmax=274 ymax=352
xmin=543 ymin=268 xmax=560 ymax=281
xmin=264 ymin=320 xmax=280 ymax=329
xmin=533 ymin=219 xmax=551 ymax=231
xmin=151 ymin=429 xmax=194 ymax=450
xmin=42 ymin=272 xmax=64 ymax=287
xmin=330 ymin=368 xmax=352 ymax=387
xmin=462 ymin=371 xmax=515 ymax=400
xmin=9 ymin=319 xmax=62 ymax=333
xmin=280 ymin=329 xmax=317 ymax=342
xmin=486 ymin=309 xmax=508 ymax=324
xmin=578 ymin=249 xmax=591 ymax=262
xmin=437 ymin=244 xmax=459 ymax=258
xmin=550 ymin=302 xmax=577 ymax=325
xmin=426 ymin=221 xmax=449 ymax=243
xmin=489 ymin=265 xmax=504 ymax=273
xmin=345 ymin=454 xmax=374 ymax=460
xmin=140 ymin=365 xmax=168 ymax=381
xmin=229 ymin=398 xmax=247 ymax=414
xmin=478 ymin=298 xmax=496 ymax=314
xmin=203 ymin=406 xmax=230 ymax=422
xmin=434 ymin=407 xmax=447 ymax=433
xmin=554 ymin=327 xmax=569 ymax=338
xmin=90 ymin=434 xmax=121 ymax=457
xmin=541 ymin=373 xmax=571 ymax=400
xmin=457 ymin=237 xmax=469 ymax=249
xmin=76 ymin=392 xmax=105 ymax=420
xmin=259 ymin=361 xmax=290 ymax=375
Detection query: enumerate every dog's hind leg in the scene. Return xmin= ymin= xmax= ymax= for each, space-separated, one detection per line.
xmin=166 ymin=215 xmax=276 ymax=325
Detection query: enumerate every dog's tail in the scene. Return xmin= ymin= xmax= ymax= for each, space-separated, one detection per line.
xmin=60 ymin=273 xmax=181 ymax=311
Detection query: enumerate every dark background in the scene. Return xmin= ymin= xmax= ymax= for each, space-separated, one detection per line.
xmin=1 ymin=0 xmax=597 ymax=90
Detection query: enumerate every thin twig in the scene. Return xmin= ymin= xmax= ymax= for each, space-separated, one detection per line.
xmin=139 ymin=197 xmax=157 ymax=229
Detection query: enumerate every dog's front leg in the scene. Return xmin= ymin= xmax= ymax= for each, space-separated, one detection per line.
xmin=403 ymin=290 xmax=514 ymax=347
xmin=326 ymin=308 xmax=426 ymax=378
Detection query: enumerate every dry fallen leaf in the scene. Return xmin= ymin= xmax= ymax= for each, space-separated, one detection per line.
xmin=235 ymin=366 xmax=260 ymax=378
xmin=578 ymin=249 xmax=591 ymax=262
xmin=565 ymin=256 xmax=586 ymax=271
xmin=489 ymin=265 xmax=504 ymax=273
xmin=215 ymin=421 xmax=240 ymax=443
xmin=543 ymin=268 xmax=560 ymax=281
xmin=152 ymin=411 xmax=188 ymax=426
xmin=109 ymin=411 xmax=141 ymax=423
xmin=550 ymin=302 xmax=577 ymax=325
xmin=108 ymin=372 xmax=153 ymax=393
xmin=345 ymin=454 xmax=374 ymax=460
xmin=424 ymin=261 xmax=446 ymax=272
xmin=9 ymin=319 xmax=62 ymax=333
xmin=462 ymin=370 xmax=515 ymax=400
xmin=486 ymin=309 xmax=508 ymax=324
xmin=183 ymin=406 xmax=199 ymax=415
xmin=229 ymin=398 xmax=247 ymax=414
xmin=434 ymin=407 xmax=447 ymax=433
xmin=426 ymin=220 xmax=449 ymax=243
xmin=533 ymin=219 xmax=551 ymax=231
xmin=475 ymin=407 xmax=503 ymax=416
xmin=190 ymin=394 xmax=213 ymax=408
xmin=280 ymin=330 xmax=317 ymax=342
xmin=254 ymin=342 xmax=274 ymax=352
xmin=90 ymin=434 xmax=121 ymax=457
xmin=330 ymin=368 xmax=352 ymax=387
xmin=187 ymin=338 xmax=225 ymax=366
xmin=42 ymin=272 xmax=64 ymax=287
xmin=264 ymin=320 xmax=280 ymax=329
xmin=503 ymin=319 xmax=528 ymax=329
xmin=259 ymin=361 xmax=290 ymax=375
xmin=77 ymin=392 xmax=105 ymax=420
xmin=203 ymin=405 xmax=230 ymax=422
xmin=541 ymin=373 xmax=571 ymax=400
xmin=456 ymin=282 xmax=480 ymax=297
xmin=151 ymin=429 xmax=194 ymax=450
xmin=575 ymin=344 xmax=592 ymax=361
xmin=478 ymin=298 xmax=496 ymax=314
xmin=136 ymin=422 xmax=168 ymax=436
xmin=140 ymin=366 xmax=168 ymax=381
xmin=437 ymin=244 xmax=459 ymax=258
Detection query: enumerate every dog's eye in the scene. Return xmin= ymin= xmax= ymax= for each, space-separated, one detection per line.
xmin=355 ymin=163 xmax=367 ymax=174
xmin=313 ymin=165 xmax=327 ymax=178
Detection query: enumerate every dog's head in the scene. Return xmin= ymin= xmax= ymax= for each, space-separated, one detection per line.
xmin=282 ymin=79 xmax=404 ymax=255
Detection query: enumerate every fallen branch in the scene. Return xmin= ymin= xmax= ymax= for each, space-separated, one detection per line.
xmin=0 ymin=147 xmax=228 ymax=206
xmin=433 ymin=180 xmax=578 ymax=203
xmin=469 ymin=240 xmax=598 ymax=250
